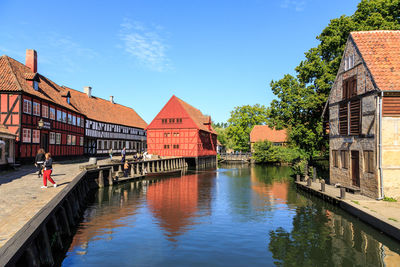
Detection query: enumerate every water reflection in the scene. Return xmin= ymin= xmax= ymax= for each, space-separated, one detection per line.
xmin=62 ymin=165 xmax=400 ymax=267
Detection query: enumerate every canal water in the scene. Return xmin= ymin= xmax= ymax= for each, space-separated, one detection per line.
xmin=62 ymin=165 xmax=400 ymax=266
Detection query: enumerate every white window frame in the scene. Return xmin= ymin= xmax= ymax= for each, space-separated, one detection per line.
xmin=62 ymin=112 xmax=67 ymax=123
xmin=42 ymin=105 xmax=48 ymax=118
xmin=67 ymin=135 xmax=71 ymax=145
xmin=56 ymin=133 xmax=61 ymax=145
xmin=22 ymin=128 xmax=31 ymax=143
xmin=49 ymin=132 xmax=55 ymax=144
xmin=57 ymin=110 xmax=62 ymax=121
xmin=72 ymin=135 xmax=76 ymax=146
xmin=33 ymin=81 xmax=39 ymax=91
xmin=23 ymin=100 xmax=32 ymax=114
xmin=32 ymin=129 xmax=40 ymax=143
xmin=72 ymin=115 xmax=76 ymax=126
xmin=33 ymin=102 xmax=40 ymax=116
xmin=50 ymin=107 xmax=55 ymax=120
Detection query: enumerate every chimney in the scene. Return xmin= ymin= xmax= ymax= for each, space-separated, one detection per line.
xmin=110 ymin=96 xmax=114 ymax=104
xmin=25 ymin=49 xmax=37 ymax=73
xmin=83 ymin=86 xmax=92 ymax=97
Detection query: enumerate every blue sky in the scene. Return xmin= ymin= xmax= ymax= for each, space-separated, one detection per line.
xmin=0 ymin=0 xmax=359 ymax=124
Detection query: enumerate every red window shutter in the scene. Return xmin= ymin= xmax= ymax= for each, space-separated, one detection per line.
xmin=342 ymin=80 xmax=348 ymax=99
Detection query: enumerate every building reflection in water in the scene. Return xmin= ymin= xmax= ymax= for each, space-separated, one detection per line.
xmin=146 ymin=172 xmax=215 ymax=242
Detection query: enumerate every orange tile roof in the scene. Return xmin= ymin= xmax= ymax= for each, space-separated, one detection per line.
xmin=250 ymin=125 xmax=287 ymax=143
xmin=0 ymin=55 xmax=80 ymax=113
xmin=174 ymin=95 xmax=216 ymax=134
xmin=351 ymin=30 xmax=400 ymax=91
xmin=65 ymin=87 xmax=147 ymax=129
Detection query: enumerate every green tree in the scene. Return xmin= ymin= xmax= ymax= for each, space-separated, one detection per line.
xmin=252 ymin=140 xmax=305 ymax=164
xmin=226 ymin=104 xmax=268 ymax=151
xmin=267 ymin=0 xmax=400 ymax=159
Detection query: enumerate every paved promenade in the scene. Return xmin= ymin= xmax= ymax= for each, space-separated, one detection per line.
xmin=296 ymin=180 xmax=400 ymax=238
xmin=0 ymin=161 xmax=86 ymax=248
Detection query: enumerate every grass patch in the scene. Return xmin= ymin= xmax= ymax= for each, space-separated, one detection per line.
xmin=363 ymin=206 xmax=369 ymax=209
xmin=371 ymin=210 xmax=377 ymax=213
xmin=383 ymin=197 xmax=397 ymax=202
xmin=389 ymin=218 xmax=398 ymax=222
xmin=351 ymin=200 xmax=360 ymax=205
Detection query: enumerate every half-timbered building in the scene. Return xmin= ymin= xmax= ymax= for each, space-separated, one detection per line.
xmin=66 ymin=87 xmax=147 ymax=156
xmin=0 ymin=50 xmax=84 ymax=161
xmin=326 ymin=30 xmax=400 ymax=199
xmin=147 ymin=95 xmax=217 ymax=168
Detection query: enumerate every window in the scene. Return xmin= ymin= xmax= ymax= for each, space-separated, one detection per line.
xmin=67 ymin=135 xmax=72 ymax=145
xmin=76 ymin=117 xmax=80 ymax=127
xmin=364 ymin=150 xmax=374 ymax=173
xmin=62 ymin=111 xmax=67 ymax=123
xmin=343 ymin=76 xmax=357 ymax=100
xmin=164 ymin=132 xmax=170 ymax=138
xmin=32 ymin=130 xmax=40 ymax=143
xmin=332 ymin=150 xmax=338 ymax=168
xmin=50 ymin=107 xmax=55 ymax=120
xmin=23 ymin=100 xmax=32 ymax=114
xmin=173 ymin=132 xmax=180 ymax=137
xmin=33 ymin=81 xmax=39 ymax=91
xmin=57 ymin=110 xmax=62 ymax=121
xmin=72 ymin=135 xmax=76 ymax=145
xmin=67 ymin=114 xmax=72 ymax=124
xmin=80 ymin=136 xmax=84 ymax=146
xmin=80 ymin=117 xmax=84 ymax=127
xmin=72 ymin=116 xmax=76 ymax=126
xmin=164 ymin=144 xmax=170 ymax=149
xmin=22 ymin=128 xmax=31 ymax=143
xmin=32 ymin=102 xmax=40 ymax=116
xmin=49 ymin=132 xmax=55 ymax=144
xmin=173 ymin=144 xmax=179 ymax=149
xmin=56 ymin=133 xmax=61 ymax=144
xmin=344 ymin=54 xmax=355 ymax=71
xmin=42 ymin=105 xmax=48 ymax=118
xmin=177 ymin=118 xmax=182 ymax=123
xmin=349 ymin=99 xmax=361 ymax=135
xmin=341 ymin=150 xmax=349 ymax=169
xmin=339 ymin=103 xmax=348 ymax=135
xmin=340 ymin=77 xmax=360 ymax=136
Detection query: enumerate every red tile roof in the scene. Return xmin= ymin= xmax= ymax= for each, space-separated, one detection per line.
xmin=0 ymin=55 xmax=80 ymax=113
xmin=65 ymin=87 xmax=147 ymax=129
xmin=250 ymin=125 xmax=287 ymax=143
xmin=174 ymin=95 xmax=216 ymax=134
xmin=351 ymin=30 xmax=400 ymax=91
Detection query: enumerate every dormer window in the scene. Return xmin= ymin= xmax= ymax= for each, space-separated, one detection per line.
xmin=33 ymin=81 xmax=39 ymax=91
xmin=344 ymin=54 xmax=355 ymax=71
xmin=67 ymin=96 xmax=70 ymax=104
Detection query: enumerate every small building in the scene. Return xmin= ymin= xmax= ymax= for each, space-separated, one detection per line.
xmin=0 ymin=125 xmax=15 ymax=166
xmin=0 ymin=50 xmax=84 ymax=160
xmin=326 ymin=30 xmax=400 ymax=199
xmin=147 ymin=95 xmax=217 ymax=168
xmin=249 ymin=125 xmax=287 ymax=151
xmin=66 ymin=87 xmax=148 ymax=156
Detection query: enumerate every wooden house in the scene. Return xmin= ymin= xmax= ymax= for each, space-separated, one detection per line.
xmin=0 ymin=125 xmax=16 ymax=166
xmin=326 ymin=30 xmax=400 ymax=199
xmin=66 ymin=87 xmax=148 ymax=156
xmin=147 ymin=95 xmax=217 ymax=168
xmin=0 ymin=50 xmax=84 ymax=161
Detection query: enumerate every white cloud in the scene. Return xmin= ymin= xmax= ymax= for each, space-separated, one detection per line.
xmin=280 ymin=0 xmax=306 ymax=11
xmin=119 ymin=18 xmax=171 ymax=72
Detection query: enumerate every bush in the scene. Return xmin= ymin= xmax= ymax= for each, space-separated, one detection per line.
xmin=252 ymin=141 xmax=305 ymax=164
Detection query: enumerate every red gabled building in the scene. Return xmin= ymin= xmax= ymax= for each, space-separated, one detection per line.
xmin=147 ymin=95 xmax=217 ymax=168
xmin=0 ymin=50 xmax=84 ymax=160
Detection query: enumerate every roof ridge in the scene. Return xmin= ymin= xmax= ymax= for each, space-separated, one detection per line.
xmin=4 ymin=55 xmax=23 ymax=91
xmin=351 ymin=30 xmax=400 ymax=34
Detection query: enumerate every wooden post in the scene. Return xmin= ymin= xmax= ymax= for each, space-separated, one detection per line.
xmin=307 ymin=178 xmax=312 ymax=187
xmin=98 ymin=170 xmax=104 ymax=188
xmin=313 ymin=167 xmax=317 ymax=182
xmin=25 ymin=242 xmax=40 ymax=267
xmin=160 ymin=160 xmax=164 ymax=171
xmin=59 ymin=206 xmax=71 ymax=236
xmin=152 ymin=161 xmax=155 ymax=173
xmin=131 ymin=164 xmax=135 ymax=177
xmin=142 ymin=162 xmax=145 ymax=174
xmin=40 ymin=225 xmax=54 ymax=266
xmin=108 ymin=168 xmax=114 ymax=186
xmin=340 ymin=187 xmax=346 ymax=199
xmin=136 ymin=162 xmax=140 ymax=175
xmin=321 ymin=180 xmax=325 ymax=192
xmin=296 ymin=174 xmax=300 ymax=182
xmin=51 ymin=214 xmax=63 ymax=249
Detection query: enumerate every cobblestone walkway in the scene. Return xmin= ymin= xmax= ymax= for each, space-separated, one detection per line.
xmin=0 ymin=162 xmax=84 ymax=248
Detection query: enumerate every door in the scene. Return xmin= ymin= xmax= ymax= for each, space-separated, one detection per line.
xmin=351 ymin=150 xmax=360 ymax=187
xmin=41 ymin=133 xmax=49 ymax=153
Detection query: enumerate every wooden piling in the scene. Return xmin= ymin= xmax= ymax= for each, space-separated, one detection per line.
xmin=98 ymin=170 xmax=104 ymax=188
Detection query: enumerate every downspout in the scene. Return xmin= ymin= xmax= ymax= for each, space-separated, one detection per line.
xmin=377 ymin=91 xmax=384 ymax=200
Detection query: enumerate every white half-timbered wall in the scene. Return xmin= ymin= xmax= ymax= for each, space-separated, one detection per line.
xmin=85 ymin=119 xmax=146 ymax=154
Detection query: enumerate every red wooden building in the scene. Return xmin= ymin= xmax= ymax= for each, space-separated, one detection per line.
xmin=0 ymin=50 xmax=84 ymax=160
xmin=147 ymin=95 xmax=217 ymax=168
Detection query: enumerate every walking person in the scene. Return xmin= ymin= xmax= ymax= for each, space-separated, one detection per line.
xmin=35 ymin=148 xmax=46 ymax=178
xmin=41 ymin=153 xmax=57 ymax=188
xmin=121 ymin=147 xmax=126 ymax=163
xmin=109 ymin=148 xmax=113 ymax=161
xmin=123 ymin=160 xmax=130 ymax=177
